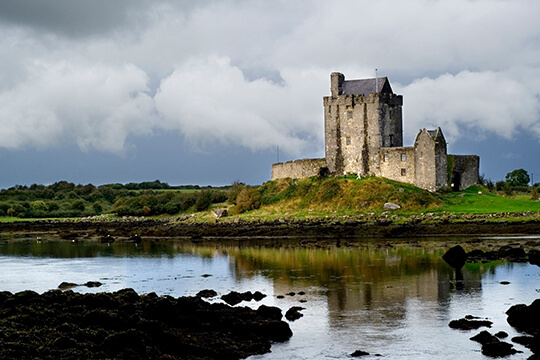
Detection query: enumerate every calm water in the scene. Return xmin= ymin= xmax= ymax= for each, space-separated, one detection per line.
xmin=0 ymin=235 xmax=539 ymax=359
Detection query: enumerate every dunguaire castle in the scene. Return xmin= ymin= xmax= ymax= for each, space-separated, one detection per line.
xmin=271 ymin=72 xmax=479 ymax=191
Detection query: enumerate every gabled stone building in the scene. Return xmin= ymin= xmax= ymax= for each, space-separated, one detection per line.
xmin=271 ymin=72 xmax=479 ymax=191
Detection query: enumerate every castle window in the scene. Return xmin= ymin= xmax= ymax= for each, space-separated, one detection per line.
xmin=383 ymin=154 xmax=388 ymax=162
xmin=401 ymin=168 xmax=406 ymax=176
xmin=346 ymin=137 xmax=351 ymax=145
xmin=401 ymin=154 xmax=407 ymax=161
xmin=347 ymin=111 xmax=353 ymax=119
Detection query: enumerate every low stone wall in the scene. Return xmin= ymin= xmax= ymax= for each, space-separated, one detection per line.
xmin=271 ymin=158 xmax=327 ymax=180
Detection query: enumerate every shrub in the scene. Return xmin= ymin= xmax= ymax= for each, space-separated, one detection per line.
xmin=228 ymin=182 xmax=245 ymax=204
xmin=232 ymin=187 xmax=261 ymax=214
xmin=71 ymin=200 xmax=86 ymax=211
xmin=532 ymin=188 xmax=539 ymax=201
xmin=30 ymin=200 xmax=48 ymax=211
xmin=195 ymin=190 xmax=213 ymax=212
xmin=495 ymin=181 xmax=507 ymax=192
xmin=92 ymin=203 xmax=103 ymax=215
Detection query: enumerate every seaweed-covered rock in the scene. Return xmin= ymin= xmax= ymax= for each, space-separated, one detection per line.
xmin=0 ymin=288 xmax=292 ymax=360
xmin=285 ymin=306 xmax=305 ymax=321
xmin=507 ymin=299 xmax=540 ymax=356
xmin=449 ymin=317 xmax=492 ymax=330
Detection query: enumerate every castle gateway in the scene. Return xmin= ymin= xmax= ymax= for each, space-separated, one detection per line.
xmin=271 ymin=72 xmax=479 ymax=192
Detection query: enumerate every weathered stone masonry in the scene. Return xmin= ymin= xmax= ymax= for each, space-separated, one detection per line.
xmin=271 ymin=73 xmax=479 ymax=191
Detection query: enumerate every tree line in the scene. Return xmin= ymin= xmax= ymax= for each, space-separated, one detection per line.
xmin=0 ymin=181 xmax=229 ymax=218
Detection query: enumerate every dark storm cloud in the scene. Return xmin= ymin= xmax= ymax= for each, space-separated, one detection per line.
xmin=0 ymin=0 xmax=204 ymax=38
xmin=0 ymin=0 xmax=142 ymax=37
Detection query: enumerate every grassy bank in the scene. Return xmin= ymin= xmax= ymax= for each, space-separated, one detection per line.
xmin=1 ymin=176 xmax=540 ymax=223
xmin=221 ymin=176 xmax=540 ymax=221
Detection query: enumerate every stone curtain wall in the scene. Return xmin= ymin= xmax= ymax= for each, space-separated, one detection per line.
xmin=451 ymin=155 xmax=480 ymax=190
xmin=271 ymin=158 xmax=328 ymax=180
xmin=379 ymin=147 xmax=416 ymax=185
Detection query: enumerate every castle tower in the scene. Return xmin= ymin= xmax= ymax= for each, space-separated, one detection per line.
xmin=323 ymin=73 xmax=403 ymax=175
xmin=413 ymin=128 xmax=448 ymax=191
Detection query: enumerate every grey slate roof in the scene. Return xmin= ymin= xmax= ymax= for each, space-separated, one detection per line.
xmin=341 ymin=77 xmax=392 ymax=96
xmin=427 ymin=130 xmax=437 ymax=137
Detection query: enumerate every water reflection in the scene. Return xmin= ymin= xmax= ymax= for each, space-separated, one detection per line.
xmin=0 ymin=236 xmax=538 ymax=359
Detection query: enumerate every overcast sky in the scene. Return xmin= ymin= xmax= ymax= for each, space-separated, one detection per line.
xmin=0 ymin=0 xmax=539 ymax=188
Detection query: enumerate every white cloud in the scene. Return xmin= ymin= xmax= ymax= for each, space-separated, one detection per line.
xmin=395 ymin=69 xmax=540 ymax=143
xmin=0 ymin=61 xmax=154 ymax=153
xmin=0 ymin=0 xmax=539 ymax=157
xmin=154 ymin=55 xmax=325 ymax=155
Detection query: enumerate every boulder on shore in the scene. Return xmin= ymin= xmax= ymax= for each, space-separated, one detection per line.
xmin=383 ymin=202 xmax=401 ymax=210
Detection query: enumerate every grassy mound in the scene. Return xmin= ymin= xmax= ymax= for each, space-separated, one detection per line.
xmin=253 ymin=176 xmax=443 ymax=217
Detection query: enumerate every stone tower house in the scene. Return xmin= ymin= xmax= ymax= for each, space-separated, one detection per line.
xmin=271 ymin=72 xmax=479 ymax=191
xmin=324 ymin=72 xmax=403 ymax=176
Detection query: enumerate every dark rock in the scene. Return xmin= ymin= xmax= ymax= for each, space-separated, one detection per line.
xmin=494 ymin=331 xmax=508 ymax=338
xmin=221 ymin=291 xmax=244 ymax=306
xmin=196 ymin=289 xmax=218 ymax=298
xmin=351 ymin=349 xmax=370 ymax=357
xmin=84 ymin=281 xmax=103 ymax=288
xmin=467 ymin=249 xmax=485 ymax=261
xmin=449 ymin=318 xmax=492 ymax=330
xmin=500 ymin=281 xmax=510 ymax=285
xmin=471 ymin=330 xmax=499 ymax=345
xmin=257 ymin=305 xmax=283 ymax=321
xmin=498 ymin=246 xmax=527 ymax=262
xmin=470 ymin=330 xmax=519 ymax=357
xmin=252 ymin=291 xmax=266 ymax=301
xmin=443 ymin=245 xmax=467 ymax=269
xmin=529 ymin=249 xmax=540 ymax=266
xmin=58 ymin=282 xmax=78 ymax=289
xmin=507 ymin=299 xmax=540 ymax=334
xmin=512 ymin=335 xmax=536 ymax=348
xmin=221 ymin=291 xmax=266 ymax=305
xmin=285 ymin=306 xmax=304 ymax=321
xmin=0 ymin=288 xmax=292 ymax=359
xmin=482 ymin=341 xmax=518 ymax=357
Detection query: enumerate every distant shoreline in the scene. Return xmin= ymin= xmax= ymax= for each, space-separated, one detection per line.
xmin=1 ymin=213 xmax=540 ymax=239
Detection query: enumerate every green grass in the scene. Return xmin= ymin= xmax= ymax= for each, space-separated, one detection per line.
xmin=234 ymin=179 xmax=540 ymax=219
xmin=435 ymin=186 xmax=540 ymax=214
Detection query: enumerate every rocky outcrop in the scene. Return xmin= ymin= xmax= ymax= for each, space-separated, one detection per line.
xmin=0 ymin=288 xmax=292 ymax=359
xmin=507 ymin=299 xmax=540 ymax=356
xmin=470 ymin=330 xmax=519 ymax=357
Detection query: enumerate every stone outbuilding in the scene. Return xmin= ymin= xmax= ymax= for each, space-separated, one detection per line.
xmin=271 ymin=72 xmax=479 ymax=191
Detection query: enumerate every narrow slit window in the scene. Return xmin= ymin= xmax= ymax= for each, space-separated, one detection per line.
xmin=401 ymin=154 xmax=407 ymax=161
xmin=347 ymin=111 xmax=353 ymax=119
xmin=401 ymin=168 xmax=406 ymax=176
xmin=346 ymin=137 xmax=351 ymax=145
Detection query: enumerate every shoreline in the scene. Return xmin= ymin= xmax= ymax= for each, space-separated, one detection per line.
xmin=1 ymin=213 xmax=540 ymax=240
